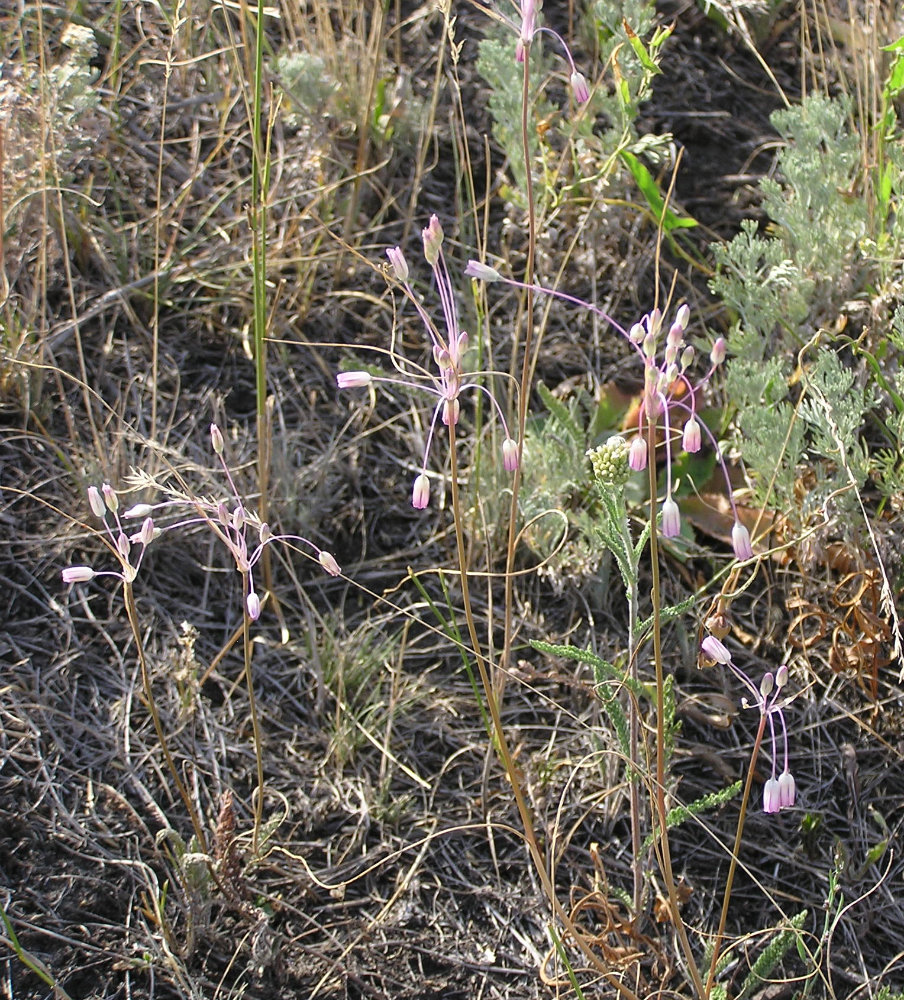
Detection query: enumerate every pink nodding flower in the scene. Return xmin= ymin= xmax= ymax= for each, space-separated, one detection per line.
xmin=661 ymin=497 xmax=681 ymax=538
xmin=318 ymin=550 xmax=341 ymax=577
xmin=502 ymin=438 xmax=519 ymax=472
xmin=763 ymin=777 xmax=782 ymax=814
xmin=386 ymin=246 xmax=409 ymax=281
xmin=412 ymin=473 xmax=431 ymax=510
xmin=62 ymin=565 xmax=97 ymax=584
xmin=682 ymin=417 xmax=702 ymax=454
xmin=337 ymin=371 xmax=372 ymax=389
xmin=628 ymin=435 xmax=648 ymax=471
xmin=700 ymin=635 xmax=732 ymax=665
xmin=570 ymin=71 xmax=590 ymax=104
xmin=732 ymin=521 xmax=753 ymax=561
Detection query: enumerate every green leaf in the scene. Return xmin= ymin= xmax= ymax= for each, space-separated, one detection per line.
xmin=620 ymin=149 xmax=698 ymax=232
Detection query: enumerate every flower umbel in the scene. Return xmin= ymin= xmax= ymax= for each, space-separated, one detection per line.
xmin=337 ymin=217 xmax=518 ymax=508
xmin=701 ymin=635 xmax=796 ymax=814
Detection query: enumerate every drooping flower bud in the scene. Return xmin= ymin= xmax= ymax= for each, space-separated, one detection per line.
xmin=137 ymin=517 xmax=155 ymax=547
xmin=319 ymin=550 xmax=341 ymax=576
xmin=628 ymin=436 xmax=648 ymax=472
xmin=661 ymin=497 xmax=681 ymax=538
xmin=464 ymin=260 xmax=501 ymax=282
xmin=570 ymin=71 xmax=590 ymax=104
xmin=777 ymin=770 xmax=796 ymax=809
xmin=502 ymin=438 xmax=519 ymax=472
xmin=62 ymin=565 xmax=97 ymax=584
xmin=210 ymin=423 xmax=224 ymax=455
xmin=124 ymin=503 xmax=154 ymax=519
xmin=412 ymin=473 xmax=431 ymax=510
xmin=731 ymin=522 xmax=753 ymax=561
xmin=336 ymin=371 xmax=373 ymax=389
xmin=763 ymin=777 xmax=781 ymax=814
xmin=682 ymin=418 xmax=702 ymax=453
xmin=246 ymin=590 xmax=261 ymax=621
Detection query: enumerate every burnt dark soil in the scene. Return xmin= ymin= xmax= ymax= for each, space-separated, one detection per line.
xmin=2 ymin=2 xmax=903 ymax=999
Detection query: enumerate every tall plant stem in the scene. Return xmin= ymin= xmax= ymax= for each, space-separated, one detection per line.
xmin=645 ymin=421 xmax=706 ymax=1000
xmin=705 ymin=714 xmax=767 ymax=995
xmin=447 ymin=428 xmax=638 ymax=1000
xmin=241 ymin=572 xmax=266 ymax=855
xmin=123 ymin=582 xmax=208 ymax=854
xmin=499 ymin=41 xmax=537 ymax=698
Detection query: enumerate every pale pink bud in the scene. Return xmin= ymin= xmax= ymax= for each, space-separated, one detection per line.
xmin=217 ymin=501 xmax=231 ymax=527
xmin=629 ymin=322 xmax=645 ymax=344
xmin=661 ymin=497 xmax=681 ymax=538
xmin=763 ymin=777 xmax=782 ymax=814
xmin=336 ymin=371 xmax=372 ymax=389
xmin=62 ymin=565 xmax=96 ymax=584
xmin=210 ymin=423 xmax=224 ymax=455
xmin=700 ymin=635 xmax=732 ymax=665
xmin=682 ymin=418 xmax=701 ymax=453
xmin=570 ymin=71 xmax=590 ymax=104
xmin=775 ymin=664 xmax=789 ymax=688
xmin=464 ymin=260 xmax=501 ymax=282
xmin=412 ymin=473 xmax=431 ymax=510
xmin=421 ymin=215 xmax=443 ymax=265
xmin=124 ymin=503 xmax=154 ymax=519
xmin=502 ymin=438 xmax=519 ymax=472
xmin=675 ymin=303 xmax=690 ymax=330
xmin=102 ymin=483 xmax=119 ymax=512
xmin=116 ymin=532 xmax=131 ymax=559
xmin=760 ymin=671 xmax=774 ymax=698
xmin=628 ymin=436 xmax=647 ymax=471
xmin=232 ymin=505 xmax=245 ymax=531
xmin=246 ymin=590 xmax=261 ymax=621
xmin=386 ymin=246 xmax=409 ymax=281
xmin=778 ymin=770 xmax=796 ymax=808
xmin=710 ymin=337 xmax=727 ymax=366
xmin=88 ymin=486 xmax=106 ymax=518
xmin=137 ymin=517 xmax=155 ymax=546
xmin=731 ymin=521 xmax=753 ymax=561
xmin=318 ymin=550 xmax=341 ymax=576
xmin=259 ymin=522 xmax=272 ymax=544
xmin=680 ymin=345 xmax=695 ymax=370
xmin=442 ymin=399 xmax=460 ymax=426
xmin=434 ymin=346 xmax=452 ymax=369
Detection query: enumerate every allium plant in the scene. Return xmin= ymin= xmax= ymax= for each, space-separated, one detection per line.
xmin=62 ymin=424 xmax=341 ymax=853
xmin=466 ymin=264 xmax=753 ymax=557
xmin=337 ymin=216 xmax=518 ymax=508
xmin=700 ymin=635 xmax=796 ymax=814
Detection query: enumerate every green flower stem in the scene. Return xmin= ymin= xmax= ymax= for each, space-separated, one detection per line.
xmin=448 ymin=425 xmax=639 ymax=1000
xmin=645 ymin=420 xmax=706 ymax=1000
xmin=705 ymin=712 xmax=767 ymax=996
xmin=241 ymin=571 xmax=266 ymax=856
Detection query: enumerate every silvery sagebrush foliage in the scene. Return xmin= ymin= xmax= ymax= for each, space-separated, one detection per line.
xmin=62 ymin=424 xmax=341 ymax=619
xmin=337 ymin=216 xmax=519 ymax=509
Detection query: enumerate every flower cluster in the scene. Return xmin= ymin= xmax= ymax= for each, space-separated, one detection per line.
xmin=337 ymin=216 xmax=518 ymax=509
xmin=62 ymin=424 xmax=341 ymax=620
xmin=701 ymin=635 xmax=796 ymax=814
xmin=465 ymin=261 xmax=754 ymax=561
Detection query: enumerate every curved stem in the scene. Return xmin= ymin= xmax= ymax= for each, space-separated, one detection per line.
xmin=705 ymin=713 xmax=767 ymax=995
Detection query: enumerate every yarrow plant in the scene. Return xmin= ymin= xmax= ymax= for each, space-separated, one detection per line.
xmin=337 ymin=216 xmax=519 ymax=509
